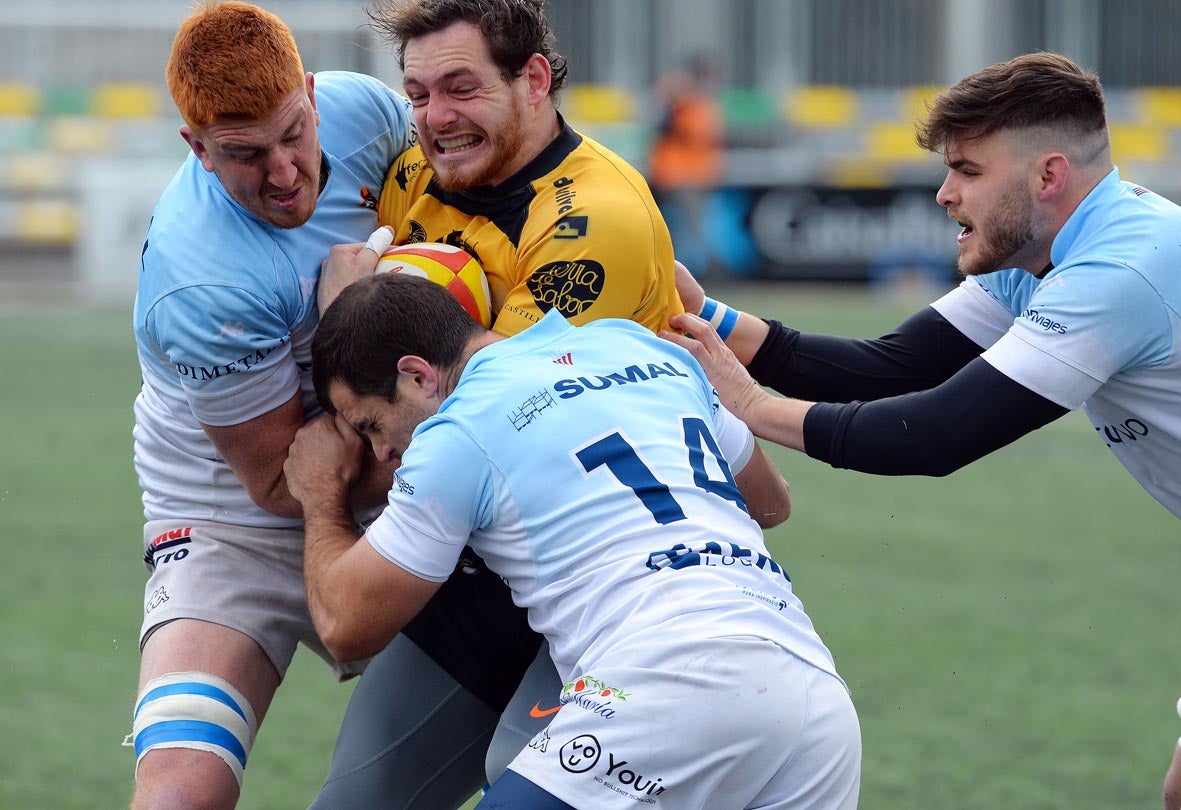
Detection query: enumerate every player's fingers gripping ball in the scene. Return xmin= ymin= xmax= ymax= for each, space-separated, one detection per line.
xmin=376 ymin=242 xmax=492 ymax=328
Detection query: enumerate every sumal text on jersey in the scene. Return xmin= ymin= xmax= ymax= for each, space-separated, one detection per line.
xmin=554 ymin=362 xmax=689 ymax=399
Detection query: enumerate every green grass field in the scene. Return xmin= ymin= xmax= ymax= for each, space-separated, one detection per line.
xmin=1 ymin=285 xmax=1177 ymax=810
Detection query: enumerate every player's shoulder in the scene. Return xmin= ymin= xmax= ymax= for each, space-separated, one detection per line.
xmin=143 ymin=168 xmax=279 ymax=294
xmin=521 ymin=130 xmax=659 ymax=240
xmin=564 ymin=130 xmax=651 ymax=191
xmin=313 ymin=70 xmax=397 ymax=106
xmin=313 ymin=71 xmax=414 ymax=151
xmin=151 ymin=162 xmax=272 ymax=254
xmin=969 ymin=268 xmax=1039 ymax=311
xmin=384 ymin=143 xmax=432 ymax=190
xmin=377 ymin=144 xmax=433 ymax=222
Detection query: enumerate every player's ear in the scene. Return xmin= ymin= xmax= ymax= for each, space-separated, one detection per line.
xmin=180 ymin=126 xmax=215 ymax=172
xmin=305 ymin=72 xmax=320 ymax=126
xmin=396 ymin=356 xmax=440 ymax=397
xmin=1037 ymin=153 xmax=1070 ymax=201
xmin=522 ymin=53 xmax=552 ymax=107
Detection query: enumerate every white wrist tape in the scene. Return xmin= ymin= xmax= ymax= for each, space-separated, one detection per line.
xmin=699 ymin=296 xmax=740 ymax=340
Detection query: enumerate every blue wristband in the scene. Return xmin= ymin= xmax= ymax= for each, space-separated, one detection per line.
xmin=699 ymin=297 xmax=740 ymax=340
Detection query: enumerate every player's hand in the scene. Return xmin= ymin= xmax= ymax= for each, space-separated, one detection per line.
xmin=661 ymin=312 xmax=765 ymax=421
xmin=284 ymin=413 xmax=367 ymax=509
xmin=317 ymin=226 xmax=393 ymax=316
xmin=674 ymin=260 xmax=706 ymax=315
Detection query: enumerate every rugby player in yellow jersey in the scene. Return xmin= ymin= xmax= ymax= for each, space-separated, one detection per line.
xmin=310 ymin=2 xmax=695 ymax=808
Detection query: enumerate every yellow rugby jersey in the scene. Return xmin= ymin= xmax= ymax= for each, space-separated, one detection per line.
xmin=376 ymin=121 xmax=682 ymax=336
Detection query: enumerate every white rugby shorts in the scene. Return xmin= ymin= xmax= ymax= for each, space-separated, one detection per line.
xmin=139 ymin=519 xmax=366 ymax=680
xmin=505 ymin=633 xmax=861 ymax=809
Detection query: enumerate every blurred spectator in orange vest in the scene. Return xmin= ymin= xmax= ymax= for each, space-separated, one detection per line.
xmin=648 ymin=55 xmax=727 ymax=278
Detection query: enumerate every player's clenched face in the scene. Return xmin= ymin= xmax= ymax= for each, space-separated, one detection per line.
xmin=182 ymin=76 xmax=323 ymax=229
xmin=936 ymin=132 xmax=1052 ymax=276
xmin=328 ymin=380 xmax=437 ymax=466
xmin=402 ymin=21 xmax=534 ymax=191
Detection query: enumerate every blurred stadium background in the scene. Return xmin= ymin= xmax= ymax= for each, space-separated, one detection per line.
xmin=2 ymin=2 xmax=1180 ymax=809
xmin=3 ymin=0 xmax=1181 ymax=299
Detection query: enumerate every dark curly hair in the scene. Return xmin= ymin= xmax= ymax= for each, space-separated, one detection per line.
xmin=368 ymin=0 xmax=568 ymax=98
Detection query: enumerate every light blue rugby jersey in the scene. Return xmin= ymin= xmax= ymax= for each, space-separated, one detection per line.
xmin=133 ymin=71 xmax=414 ymax=527
xmin=932 ymin=168 xmax=1181 ymax=517
xmin=366 ymin=313 xmax=842 ymax=684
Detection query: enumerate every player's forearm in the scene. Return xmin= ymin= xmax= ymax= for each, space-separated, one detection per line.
xmin=725 ymin=311 xmax=771 ymax=365
xmin=748 ymin=308 xmax=983 ymax=402
xmin=301 ymin=494 xmax=368 ymax=659
xmin=252 ymin=475 xmax=306 ymax=519
xmin=349 ymin=456 xmax=398 ymax=512
xmin=733 ymin=443 xmax=792 ymax=527
xmin=736 ymin=393 xmax=813 ymax=454
xmin=802 ymin=360 xmax=1068 ymax=476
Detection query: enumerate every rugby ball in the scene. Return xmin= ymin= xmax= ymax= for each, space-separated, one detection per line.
xmin=376 ymin=242 xmax=492 ymax=328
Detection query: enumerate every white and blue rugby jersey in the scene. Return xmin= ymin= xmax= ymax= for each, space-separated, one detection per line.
xmin=932 ymin=168 xmax=1181 ymax=518
xmin=366 ymin=312 xmax=841 ymax=684
xmin=133 ymin=71 xmax=414 ymax=527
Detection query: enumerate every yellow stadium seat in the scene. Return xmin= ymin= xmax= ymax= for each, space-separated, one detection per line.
xmin=866 ymin=121 xmax=928 ymax=161
xmin=1135 ymin=87 xmax=1181 ymax=127
xmin=824 ymin=157 xmax=895 ymax=189
xmin=0 ymin=83 xmax=40 ymax=117
xmin=563 ymin=84 xmax=634 ymax=124
xmin=783 ymin=85 xmax=859 ymax=129
xmin=900 ymin=85 xmax=945 ymax=125
xmin=1109 ymin=123 xmax=1167 ymax=162
xmin=2 ymin=151 xmax=70 ymax=192
xmin=47 ymin=116 xmax=115 ymax=154
xmin=13 ymin=199 xmax=79 ymax=244
xmin=93 ymin=82 xmax=160 ymax=119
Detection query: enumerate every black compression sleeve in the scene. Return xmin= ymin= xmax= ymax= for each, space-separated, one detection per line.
xmin=747 ymin=306 xmax=985 ymax=402
xmin=803 ymin=358 xmax=1070 ymax=476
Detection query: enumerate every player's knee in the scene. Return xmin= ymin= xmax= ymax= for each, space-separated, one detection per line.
xmin=130 ymin=754 xmax=240 ymax=810
xmin=127 ymin=672 xmax=258 ymax=795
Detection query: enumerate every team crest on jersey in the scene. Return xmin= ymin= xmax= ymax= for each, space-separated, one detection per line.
xmin=406 ymin=220 xmax=428 ymax=243
xmin=357 ymin=185 xmax=378 ymax=210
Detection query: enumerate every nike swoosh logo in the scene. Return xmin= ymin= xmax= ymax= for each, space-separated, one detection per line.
xmin=529 ymin=703 xmax=561 ymax=718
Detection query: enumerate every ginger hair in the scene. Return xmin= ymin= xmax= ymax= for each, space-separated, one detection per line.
xmin=166 ymin=1 xmax=306 ymax=129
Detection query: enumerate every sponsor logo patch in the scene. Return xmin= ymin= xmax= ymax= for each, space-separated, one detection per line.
xmin=559 ymin=734 xmax=669 ymax=802
xmin=554 ymin=215 xmax=588 ymax=239
xmin=145 ymin=526 xmax=193 ymax=567
xmin=508 ymin=389 xmax=556 ymax=431
xmin=527 ymin=260 xmax=605 ymax=318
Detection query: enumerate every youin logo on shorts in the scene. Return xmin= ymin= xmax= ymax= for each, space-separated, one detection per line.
xmin=559 ymin=735 xmax=601 ymax=773
xmin=559 ymin=735 xmax=669 ymax=799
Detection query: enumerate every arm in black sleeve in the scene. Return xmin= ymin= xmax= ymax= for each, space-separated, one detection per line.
xmin=803 ymin=357 xmax=1070 ymax=476
xmin=747 ymin=306 xmax=985 ymax=403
